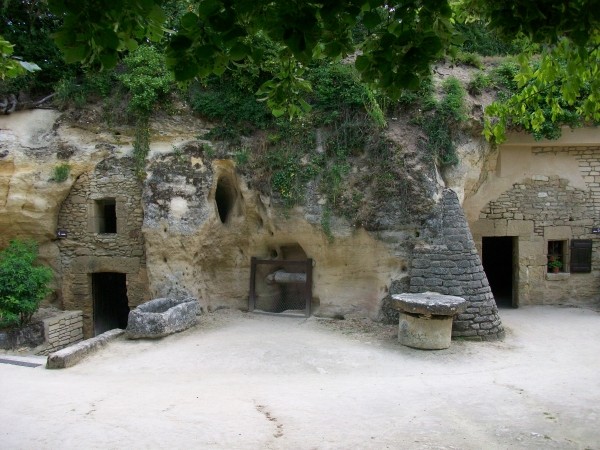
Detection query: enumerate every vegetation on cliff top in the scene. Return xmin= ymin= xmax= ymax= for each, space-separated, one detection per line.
xmin=1 ymin=0 xmax=599 ymax=142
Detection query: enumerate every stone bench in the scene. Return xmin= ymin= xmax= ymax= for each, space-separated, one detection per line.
xmin=125 ymin=297 xmax=199 ymax=339
xmin=391 ymin=292 xmax=467 ymax=350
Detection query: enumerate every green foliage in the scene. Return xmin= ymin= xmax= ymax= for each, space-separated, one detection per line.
xmin=54 ymin=71 xmax=115 ymax=109
xmin=484 ymin=36 xmax=600 ymax=143
xmin=307 ymin=62 xmax=386 ymax=127
xmin=118 ymin=45 xmax=173 ymax=116
xmin=451 ymin=51 xmax=483 ymax=69
xmin=416 ymin=77 xmax=467 ymax=166
xmin=50 ymin=163 xmax=70 ymax=182
xmin=308 ymin=64 xmax=368 ymax=116
xmin=320 ymin=207 xmax=334 ymax=243
xmin=48 ymin=0 xmax=164 ymax=70
xmin=188 ymin=76 xmax=272 ymax=138
xmin=261 ymin=125 xmax=318 ymax=208
xmin=0 ymin=240 xmax=52 ymax=328
xmin=202 ymin=143 xmax=215 ymax=159
xmin=1 ymin=0 xmax=61 ymax=91
xmin=455 ymin=20 xmax=525 ymax=56
xmin=462 ymin=0 xmax=599 ymax=49
xmin=489 ymin=61 xmax=519 ymax=93
xmin=47 ymin=0 xmax=457 ymax=116
xmin=467 ymin=72 xmax=491 ymax=95
xmin=548 ymin=259 xmax=563 ymax=270
xmin=0 ymin=35 xmax=39 ymax=80
xmin=133 ymin=117 xmax=150 ymax=179
xmin=233 ymin=148 xmax=250 ymax=166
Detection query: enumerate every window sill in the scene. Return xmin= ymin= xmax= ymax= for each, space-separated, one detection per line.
xmin=95 ymin=233 xmax=117 ymax=239
xmin=546 ymin=272 xmax=570 ymax=281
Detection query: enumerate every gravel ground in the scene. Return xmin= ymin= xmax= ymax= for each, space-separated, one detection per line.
xmin=1 ymin=305 xmax=599 ymax=449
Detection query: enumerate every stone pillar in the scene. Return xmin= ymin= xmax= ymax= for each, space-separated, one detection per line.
xmin=409 ymin=189 xmax=505 ymax=340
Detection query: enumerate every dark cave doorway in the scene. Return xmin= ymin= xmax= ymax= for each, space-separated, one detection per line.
xmin=92 ymin=272 xmax=130 ymax=336
xmin=482 ymin=236 xmax=518 ymax=308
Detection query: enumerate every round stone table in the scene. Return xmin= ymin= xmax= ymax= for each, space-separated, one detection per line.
xmin=391 ymin=292 xmax=467 ymax=350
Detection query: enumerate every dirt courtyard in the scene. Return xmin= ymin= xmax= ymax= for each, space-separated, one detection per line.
xmin=1 ymin=305 xmax=599 ymax=449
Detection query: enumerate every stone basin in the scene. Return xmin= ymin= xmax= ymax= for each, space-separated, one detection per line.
xmin=391 ymin=292 xmax=467 ymax=350
xmin=125 ymin=297 xmax=199 ymax=339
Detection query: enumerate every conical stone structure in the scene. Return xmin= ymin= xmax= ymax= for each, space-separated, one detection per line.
xmin=409 ymin=189 xmax=504 ymax=340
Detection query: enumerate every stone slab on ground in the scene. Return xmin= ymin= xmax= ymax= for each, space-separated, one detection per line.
xmin=46 ymin=328 xmax=124 ymax=369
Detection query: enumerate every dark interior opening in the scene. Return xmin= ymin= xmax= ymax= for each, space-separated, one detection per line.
xmin=96 ymin=198 xmax=117 ymax=233
xmin=215 ymin=176 xmax=236 ymax=224
xmin=482 ymin=237 xmax=514 ymax=308
xmin=92 ymin=272 xmax=129 ymax=335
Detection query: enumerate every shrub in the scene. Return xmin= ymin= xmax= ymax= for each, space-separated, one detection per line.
xmin=417 ymin=77 xmax=467 ymax=166
xmin=467 ymin=72 xmax=491 ymax=95
xmin=452 ymin=51 xmax=483 ymax=69
xmin=118 ymin=44 xmax=174 ymax=116
xmin=50 ymin=163 xmax=70 ymax=182
xmin=0 ymin=240 xmax=52 ymax=328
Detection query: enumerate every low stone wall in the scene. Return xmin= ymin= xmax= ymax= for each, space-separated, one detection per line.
xmin=38 ymin=311 xmax=84 ymax=356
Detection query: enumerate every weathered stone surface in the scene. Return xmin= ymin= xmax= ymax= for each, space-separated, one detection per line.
xmin=398 ymin=313 xmax=454 ymax=350
xmin=38 ymin=310 xmax=84 ymax=356
xmin=46 ymin=328 xmax=124 ymax=369
xmin=266 ymin=270 xmax=307 ymax=284
xmin=391 ymin=292 xmax=467 ymax=316
xmin=408 ymin=190 xmax=505 ymax=340
xmin=0 ymin=322 xmax=45 ymax=350
xmin=125 ymin=297 xmax=199 ymax=339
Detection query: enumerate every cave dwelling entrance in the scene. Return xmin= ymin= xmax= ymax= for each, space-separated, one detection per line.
xmin=92 ymin=272 xmax=130 ymax=336
xmin=482 ymin=236 xmax=518 ymax=308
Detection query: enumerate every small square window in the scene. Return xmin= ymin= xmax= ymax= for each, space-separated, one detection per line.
xmin=547 ymin=240 xmax=566 ymax=273
xmin=95 ymin=198 xmax=117 ymax=234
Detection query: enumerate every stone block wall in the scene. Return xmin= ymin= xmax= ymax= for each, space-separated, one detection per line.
xmin=473 ymin=146 xmax=600 ymax=305
xmin=38 ymin=310 xmax=84 ymax=355
xmin=57 ymin=156 xmax=149 ymax=337
xmin=409 ymin=190 xmax=504 ymax=340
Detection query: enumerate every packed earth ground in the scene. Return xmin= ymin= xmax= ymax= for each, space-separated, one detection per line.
xmin=1 ymin=305 xmax=599 ymax=449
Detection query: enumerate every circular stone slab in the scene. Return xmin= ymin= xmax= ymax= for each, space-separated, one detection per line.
xmin=391 ymin=292 xmax=467 ymax=316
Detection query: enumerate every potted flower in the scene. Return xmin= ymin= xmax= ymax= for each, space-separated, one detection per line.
xmin=548 ymin=258 xmax=563 ymax=273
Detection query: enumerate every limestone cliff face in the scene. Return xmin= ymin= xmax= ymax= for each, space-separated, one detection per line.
xmin=142 ymin=145 xmax=413 ymax=318
xmin=1 ymin=107 xmax=501 ymax=326
xmin=0 ymin=110 xmax=112 ymax=285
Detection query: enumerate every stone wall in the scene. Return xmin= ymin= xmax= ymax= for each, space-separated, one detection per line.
xmin=409 ymin=190 xmax=504 ymax=340
xmin=472 ymin=146 xmax=600 ymax=305
xmin=38 ymin=310 xmax=84 ymax=355
xmin=57 ymin=156 xmax=149 ymax=337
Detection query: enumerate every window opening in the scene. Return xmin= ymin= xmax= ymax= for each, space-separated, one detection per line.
xmin=547 ymin=240 xmax=566 ymax=273
xmin=95 ymin=198 xmax=117 ymax=234
xmin=215 ymin=176 xmax=235 ymax=224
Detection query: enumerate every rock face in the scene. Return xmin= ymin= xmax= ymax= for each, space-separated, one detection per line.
xmin=125 ymin=297 xmax=199 ymax=339
xmin=1 ymin=108 xmax=505 ymax=340
xmin=141 ymin=148 xmax=415 ymax=320
xmin=0 ymin=322 xmax=45 ymax=350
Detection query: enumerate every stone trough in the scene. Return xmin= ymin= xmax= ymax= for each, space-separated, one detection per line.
xmin=125 ymin=297 xmax=199 ymax=339
xmin=391 ymin=292 xmax=467 ymax=350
